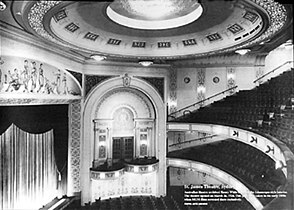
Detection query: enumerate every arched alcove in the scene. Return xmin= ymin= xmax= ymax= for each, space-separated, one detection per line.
xmin=82 ymin=75 xmax=166 ymax=204
xmin=92 ymin=87 xmax=156 ymax=165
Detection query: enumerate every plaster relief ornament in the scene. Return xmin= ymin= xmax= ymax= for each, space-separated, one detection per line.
xmin=123 ymin=73 xmax=131 ymax=87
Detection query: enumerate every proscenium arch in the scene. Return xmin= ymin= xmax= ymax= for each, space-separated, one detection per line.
xmin=82 ymin=76 xmax=166 ymax=204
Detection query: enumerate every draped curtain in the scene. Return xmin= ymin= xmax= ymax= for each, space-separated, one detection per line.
xmin=0 ymin=124 xmax=60 ymax=210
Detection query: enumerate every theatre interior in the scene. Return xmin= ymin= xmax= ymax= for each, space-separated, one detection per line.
xmin=0 ymin=0 xmax=293 ymax=210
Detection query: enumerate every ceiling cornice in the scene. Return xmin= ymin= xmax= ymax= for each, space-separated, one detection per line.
xmin=0 ymin=21 xmax=87 ymax=65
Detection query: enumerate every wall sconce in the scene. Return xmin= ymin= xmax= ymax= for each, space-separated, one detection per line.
xmin=99 ymin=141 xmax=106 ymax=146
xmin=227 ymin=73 xmax=235 ymax=80
xmin=197 ymin=85 xmax=206 ymax=93
xmin=169 ymin=101 xmax=177 ymax=107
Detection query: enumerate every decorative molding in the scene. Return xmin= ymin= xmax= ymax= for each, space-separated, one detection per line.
xmin=0 ymin=95 xmax=81 ymax=105
xmin=137 ymin=76 xmax=165 ymax=100
xmin=90 ymin=162 xmax=158 ymax=180
xmin=197 ymin=68 xmax=206 ymax=106
xmin=85 ymin=75 xmax=115 ymax=97
xmin=227 ymin=67 xmax=236 ymax=95
xmin=172 ymin=54 xmax=258 ymax=68
xmin=66 ymin=69 xmax=82 ymax=88
xmin=69 ymin=101 xmax=82 ymax=193
xmin=122 ymin=73 xmax=131 ymax=87
xmin=95 ymin=88 xmax=153 ymax=119
xmin=23 ymin=0 xmax=288 ymax=60
xmin=169 ymin=67 xmax=177 ymax=114
xmin=255 ymin=67 xmax=264 ymax=85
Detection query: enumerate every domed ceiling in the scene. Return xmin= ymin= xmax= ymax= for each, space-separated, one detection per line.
xmin=11 ymin=0 xmax=290 ymax=61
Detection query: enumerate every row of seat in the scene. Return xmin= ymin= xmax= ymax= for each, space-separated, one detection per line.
xmin=64 ymin=195 xmax=180 ymax=210
xmin=168 ymin=139 xmax=286 ymax=206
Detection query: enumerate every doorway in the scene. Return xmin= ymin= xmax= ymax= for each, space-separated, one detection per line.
xmin=112 ymin=137 xmax=134 ymax=162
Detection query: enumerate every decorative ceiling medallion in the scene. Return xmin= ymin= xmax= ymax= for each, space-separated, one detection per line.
xmin=106 ymin=0 xmax=203 ymax=30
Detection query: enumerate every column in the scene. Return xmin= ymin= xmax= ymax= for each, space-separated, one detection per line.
xmin=93 ymin=121 xmax=99 ymax=168
xmin=147 ymin=127 xmax=152 ymax=157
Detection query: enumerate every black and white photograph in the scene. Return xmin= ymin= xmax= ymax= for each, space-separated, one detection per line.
xmin=0 ymin=0 xmax=293 ymax=209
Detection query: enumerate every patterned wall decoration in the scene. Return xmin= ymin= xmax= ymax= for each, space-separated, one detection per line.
xmin=136 ymin=76 xmax=164 ymax=100
xmin=66 ymin=69 xmax=82 ymax=88
xmin=85 ymin=75 xmax=116 ymax=97
xmin=69 ymin=101 xmax=82 ymax=193
xmin=169 ymin=67 xmax=177 ymax=114
xmin=227 ymin=67 xmax=236 ymax=95
xmin=197 ymin=68 xmax=206 ymax=106
xmin=255 ymin=67 xmax=264 ymax=85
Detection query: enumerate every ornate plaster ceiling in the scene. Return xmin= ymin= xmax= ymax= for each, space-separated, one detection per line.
xmin=11 ymin=0 xmax=289 ymax=61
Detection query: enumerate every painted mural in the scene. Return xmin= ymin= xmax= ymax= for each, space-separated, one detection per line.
xmin=0 ymin=56 xmax=81 ymax=104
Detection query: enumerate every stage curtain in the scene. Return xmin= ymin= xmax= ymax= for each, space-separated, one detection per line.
xmin=0 ymin=124 xmax=60 ymax=210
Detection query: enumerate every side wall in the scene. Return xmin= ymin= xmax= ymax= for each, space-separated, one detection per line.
xmin=169 ymin=42 xmax=293 ymax=113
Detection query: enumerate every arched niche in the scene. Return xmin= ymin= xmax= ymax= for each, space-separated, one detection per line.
xmin=82 ymin=75 xmax=166 ymax=204
xmin=92 ymin=87 xmax=156 ymax=165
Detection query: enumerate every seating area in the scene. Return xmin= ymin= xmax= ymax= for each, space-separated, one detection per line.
xmin=64 ymin=191 xmax=254 ymax=210
xmin=168 ymin=139 xmax=286 ymax=206
xmin=174 ymin=69 xmax=294 ymax=153
xmin=64 ymin=195 xmax=179 ymax=210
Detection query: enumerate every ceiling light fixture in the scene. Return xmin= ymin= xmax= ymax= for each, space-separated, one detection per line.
xmin=139 ymin=61 xmax=153 ymax=67
xmin=0 ymin=1 xmax=6 ymax=11
xmin=90 ymin=54 xmax=106 ymax=61
xmin=235 ymin=49 xmax=251 ymax=55
xmin=107 ymin=0 xmax=203 ymax=30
